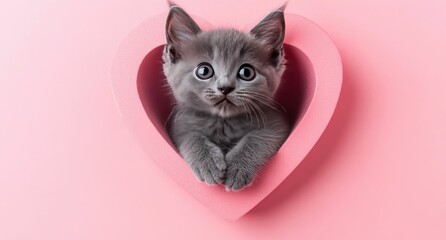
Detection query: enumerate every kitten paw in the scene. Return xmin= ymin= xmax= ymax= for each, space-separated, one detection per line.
xmin=190 ymin=154 xmax=226 ymax=185
xmin=224 ymin=162 xmax=255 ymax=191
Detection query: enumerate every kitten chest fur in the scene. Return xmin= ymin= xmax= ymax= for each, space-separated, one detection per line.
xmin=169 ymin=107 xmax=265 ymax=154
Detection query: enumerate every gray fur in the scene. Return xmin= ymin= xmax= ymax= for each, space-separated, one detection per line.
xmin=163 ymin=3 xmax=290 ymax=191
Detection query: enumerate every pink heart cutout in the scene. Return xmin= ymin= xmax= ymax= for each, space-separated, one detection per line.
xmin=111 ymin=13 xmax=342 ymax=221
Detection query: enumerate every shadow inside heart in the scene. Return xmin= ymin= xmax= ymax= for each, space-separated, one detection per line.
xmin=137 ymin=44 xmax=316 ymax=148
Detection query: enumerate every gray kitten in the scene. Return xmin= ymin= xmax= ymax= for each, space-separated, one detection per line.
xmin=163 ymin=3 xmax=290 ymax=191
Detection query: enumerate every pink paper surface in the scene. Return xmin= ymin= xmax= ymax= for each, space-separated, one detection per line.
xmin=1 ymin=0 xmax=446 ymax=239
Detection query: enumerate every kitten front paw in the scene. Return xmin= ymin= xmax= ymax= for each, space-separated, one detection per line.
xmin=188 ymin=153 xmax=226 ymax=185
xmin=224 ymin=161 xmax=256 ymax=191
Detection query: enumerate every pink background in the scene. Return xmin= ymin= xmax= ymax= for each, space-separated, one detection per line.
xmin=1 ymin=0 xmax=445 ymax=239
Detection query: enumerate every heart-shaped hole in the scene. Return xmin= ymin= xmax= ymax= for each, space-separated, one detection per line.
xmin=112 ymin=12 xmax=342 ymax=219
xmin=137 ymin=44 xmax=316 ymax=148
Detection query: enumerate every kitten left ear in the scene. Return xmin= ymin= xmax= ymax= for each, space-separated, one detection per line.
xmin=250 ymin=7 xmax=286 ymax=53
xmin=166 ymin=4 xmax=202 ymax=47
xmin=165 ymin=3 xmax=202 ymax=63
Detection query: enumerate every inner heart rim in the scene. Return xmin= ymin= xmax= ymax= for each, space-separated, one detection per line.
xmin=111 ymin=13 xmax=342 ymax=221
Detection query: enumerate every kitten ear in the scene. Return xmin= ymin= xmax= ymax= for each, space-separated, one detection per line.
xmin=165 ymin=3 xmax=202 ymax=47
xmin=250 ymin=6 xmax=286 ymax=53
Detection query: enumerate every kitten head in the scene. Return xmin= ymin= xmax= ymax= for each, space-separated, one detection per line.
xmin=163 ymin=3 xmax=286 ymax=117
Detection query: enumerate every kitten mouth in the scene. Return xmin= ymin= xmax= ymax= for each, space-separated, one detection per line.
xmin=214 ymin=98 xmax=234 ymax=106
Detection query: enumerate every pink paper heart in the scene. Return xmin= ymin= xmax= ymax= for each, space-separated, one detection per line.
xmin=111 ymin=13 xmax=342 ymax=221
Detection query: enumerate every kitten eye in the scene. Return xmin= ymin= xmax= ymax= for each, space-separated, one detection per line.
xmin=238 ymin=64 xmax=256 ymax=81
xmin=194 ymin=62 xmax=214 ymax=80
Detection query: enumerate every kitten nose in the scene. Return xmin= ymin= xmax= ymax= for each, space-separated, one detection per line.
xmin=218 ymin=87 xmax=235 ymax=95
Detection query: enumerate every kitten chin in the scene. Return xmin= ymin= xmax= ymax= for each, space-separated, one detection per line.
xmin=212 ymin=100 xmax=240 ymax=118
xmin=182 ymin=101 xmax=242 ymax=118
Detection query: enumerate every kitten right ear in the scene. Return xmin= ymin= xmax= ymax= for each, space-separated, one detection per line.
xmin=250 ymin=5 xmax=286 ymax=52
xmin=165 ymin=3 xmax=202 ymax=47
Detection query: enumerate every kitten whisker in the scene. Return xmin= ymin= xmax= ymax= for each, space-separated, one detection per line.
xmin=245 ymin=95 xmax=280 ymax=112
xmin=238 ymin=93 xmax=278 ymax=111
xmin=243 ymin=98 xmax=267 ymax=127
xmin=240 ymin=99 xmax=254 ymax=127
xmin=237 ymin=90 xmax=287 ymax=112
xmin=247 ymin=99 xmax=268 ymax=127
xmin=244 ymin=99 xmax=260 ymax=127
